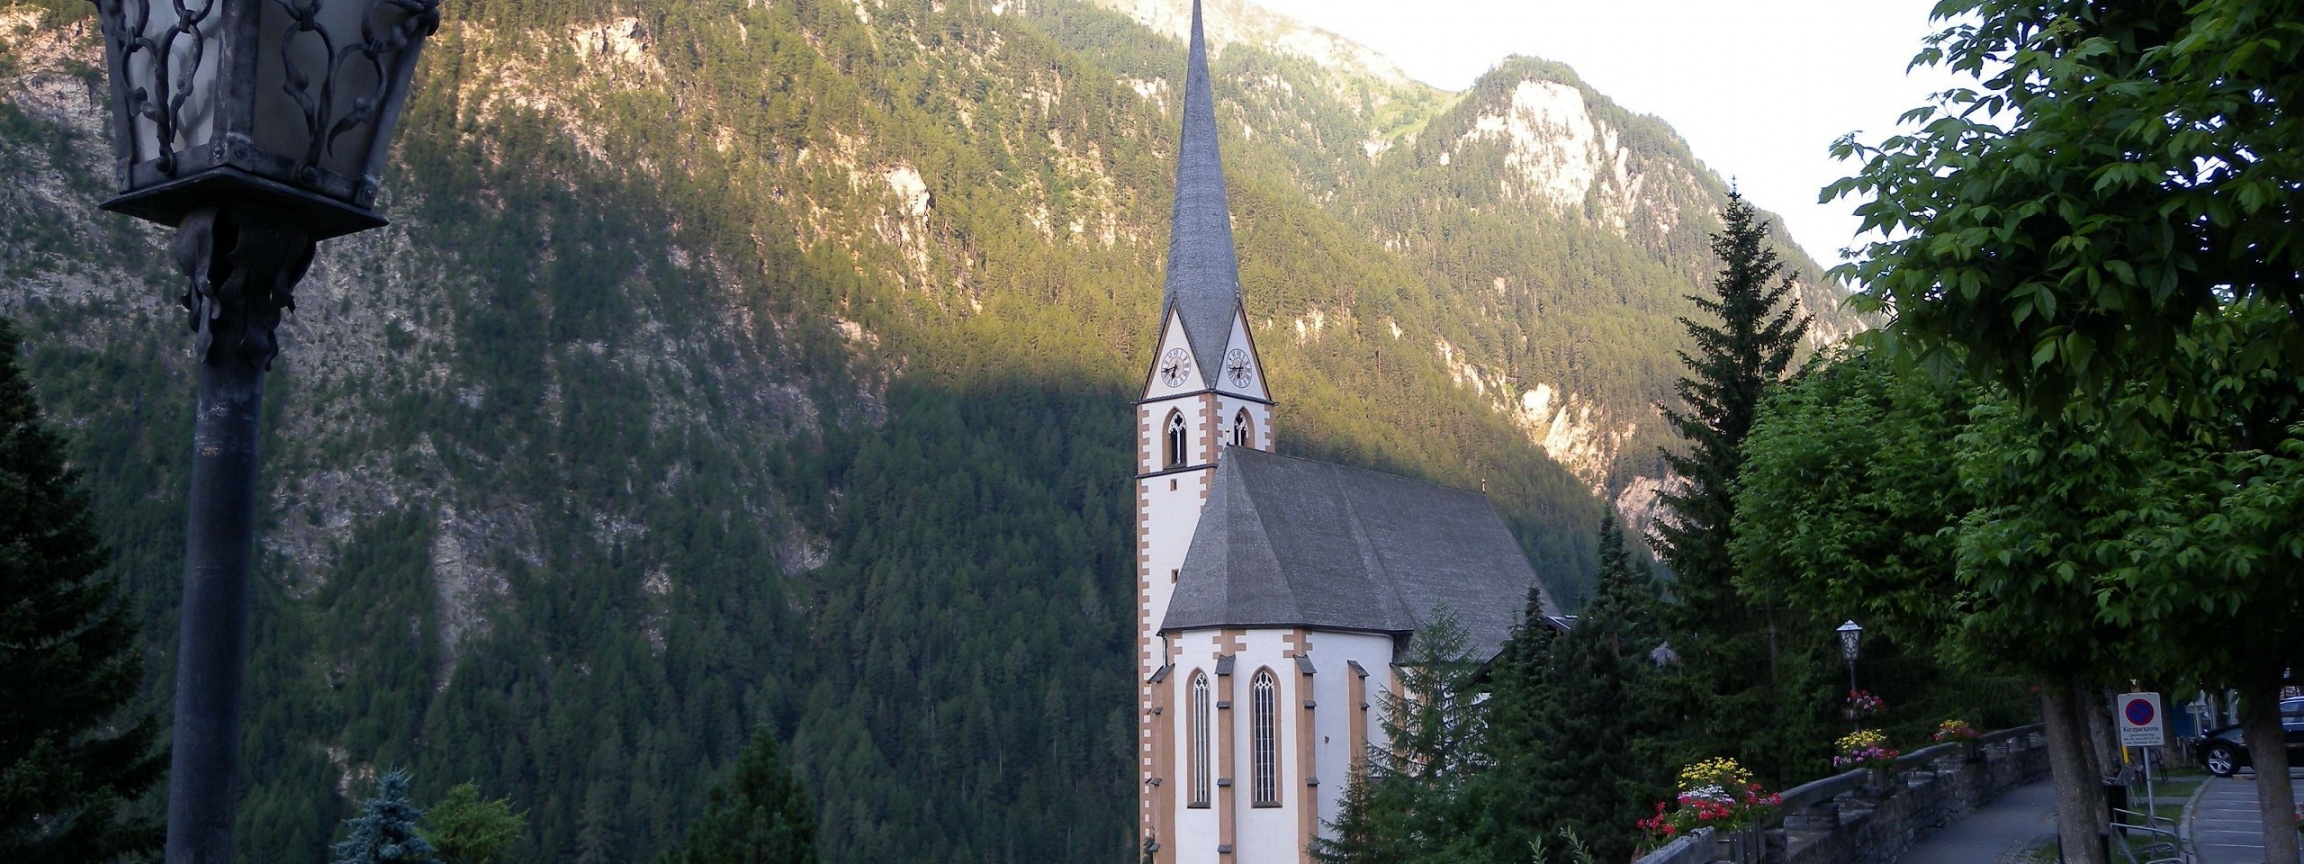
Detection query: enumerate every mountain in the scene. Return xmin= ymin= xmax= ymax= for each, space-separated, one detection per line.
xmin=0 ymin=1 xmax=1857 ymax=861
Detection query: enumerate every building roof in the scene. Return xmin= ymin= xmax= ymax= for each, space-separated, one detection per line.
xmin=1160 ymin=0 xmax=1244 ymax=381
xmin=1160 ymin=447 xmax=1560 ymax=657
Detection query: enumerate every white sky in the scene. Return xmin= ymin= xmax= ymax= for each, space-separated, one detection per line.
xmin=1247 ymin=0 xmax=1969 ymax=266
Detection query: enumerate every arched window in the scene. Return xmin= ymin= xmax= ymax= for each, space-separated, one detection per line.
xmin=1189 ymin=672 xmax=1212 ymax=808
xmin=1230 ymin=409 xmax=1253 ymax=448
xmin=1166 ymin=411 xmax=1188 ymax=467
xmin=1251 ymin=669 xmax=1279 ymax=807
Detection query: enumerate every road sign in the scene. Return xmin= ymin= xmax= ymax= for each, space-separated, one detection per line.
xmin=2119 ymin=692 xmax=2165 ymax=747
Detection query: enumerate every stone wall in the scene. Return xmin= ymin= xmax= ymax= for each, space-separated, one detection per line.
xmin=1636 ymin=724 xmax=2050 ymax=864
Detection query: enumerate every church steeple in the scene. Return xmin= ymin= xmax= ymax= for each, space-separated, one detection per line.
xmin=1135 ymin=7 xmax=1276 ymax=860
xmin=1161 ymin=0 xmax=1242 ymax=382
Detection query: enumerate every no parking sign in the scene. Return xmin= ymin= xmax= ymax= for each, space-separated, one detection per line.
xmin=2119 ymin=692 xmax=2165 ymax=747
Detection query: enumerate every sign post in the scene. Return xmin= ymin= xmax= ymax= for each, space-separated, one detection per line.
xmin=2118 ymin=692 xmax=2165 ymax=818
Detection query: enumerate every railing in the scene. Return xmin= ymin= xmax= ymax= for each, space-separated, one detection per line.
xmin=1775 ymin=722 xmax=2043 ymax=816
xmin=1634 ymin=724 xmax=2051 ymax=864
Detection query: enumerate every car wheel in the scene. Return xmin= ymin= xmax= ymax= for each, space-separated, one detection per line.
xmin=2205 ymin=743 xmax=2239 ymax=777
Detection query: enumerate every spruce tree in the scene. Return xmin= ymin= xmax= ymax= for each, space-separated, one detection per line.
xmin=656 ymin=731 xmax=817 ymax=864
xmin=1522 ymin=515 xmax=1674 ymax=864
xmin=1460 ymin=584 xmax=1558 ymax=861
xmin=1310 ymin=764 xmax=1411 ymax=864
xmin=419 ymin=782 xmax=524 ymax=864
xmin=1655 ymin=191 xmax=1810 ymax=781
xmin=0 ymin=317 xmax=165 ymax=863
xmin=332 ymin=769 xmax=438 ymax=864
xmin=1310 ymin=611 xmax=1484 ymax=864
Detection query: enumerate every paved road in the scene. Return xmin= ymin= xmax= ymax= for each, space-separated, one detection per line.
xmin=1895 ymin=778 xmax=2059 ymax=864
xmin=2188 ymin=771 xmax=2304 ymax=864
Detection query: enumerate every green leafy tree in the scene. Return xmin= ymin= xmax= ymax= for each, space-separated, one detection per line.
xmin=1731 ymin=351 xmax=2038 ymax=738
xmin=1654 ymin=190 xmax=1812 ymax=782
xmin=1945 ymin=341 xmax=2304 ymax=864
xmin=419 ymin=783 xmax=524 ymax=864
xmin=0 ymin=317 xmax=164 ymax=863
xmin=656 ymin=731 xmax=817 ymax=864
xmin=334 ymin=769 xmax=439 ymax=864
xmin=1731 ymin=350 xmax=1974 ymax=653
xmin=1833 ymin=1 xmax=2304 ymax=420
xmin=1830 ymin=1 xmax=2304 ymax=858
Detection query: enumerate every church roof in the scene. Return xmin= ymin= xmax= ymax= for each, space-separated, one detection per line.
xmin=1160 ymin=447 xmax=1560 ymax=657
xmin=1161 ymin=0 xmax=1244 ymax=382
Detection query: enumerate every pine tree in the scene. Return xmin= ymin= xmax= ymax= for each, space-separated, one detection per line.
xmin=1463 ymin=587 xmax=1559 ymax=859
xmin=419 ymin=782 xmax=524 ymax=864
xmin=333 ymin=768 xmax=439 ymax=864
xmin=1521 ymin=515 xmax=1674 ymax=863
xmin=1310 ymin=611 xmax=1485 ymax=864
xmin=0 ymin=317 xmax=165 ymax=863
xmin=655 ymin=731 xmax=817 ymax=864
xmin=1474 ymin=517 xmax=1676 ymax=863
xmin=1654 ymin=190 xmax=1811 ymax=782
xmin=1310 ymin=764 xmax=1409 ymax=864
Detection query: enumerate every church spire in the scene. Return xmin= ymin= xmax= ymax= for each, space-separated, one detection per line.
xmin=1161 ymin=0 xmax=1242 ymax=381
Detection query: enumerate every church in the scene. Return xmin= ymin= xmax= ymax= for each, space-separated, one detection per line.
xmin=1133 ymin=4 xmax=1563 ymax=862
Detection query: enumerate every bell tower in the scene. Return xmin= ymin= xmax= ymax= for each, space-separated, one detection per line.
xmin=1136 ymin=2 xmax=1273 ymax=860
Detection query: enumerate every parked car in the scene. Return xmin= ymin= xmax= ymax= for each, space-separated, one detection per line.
xmin=2197 ymin=697 xmax=2304 ymax=777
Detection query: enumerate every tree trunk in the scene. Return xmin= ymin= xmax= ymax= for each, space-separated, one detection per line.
xmin=2240 ymin=672 xmax=2299 ymax=864
xmin=2077 ymin=684 xmax=2119 ymax=780
xmin=2041 ymin=678 xmax=2111 ymax=864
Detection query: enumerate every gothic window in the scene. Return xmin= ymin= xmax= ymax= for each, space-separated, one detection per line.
xmin=1166 ymin=411 xmax=1188 ymax=468
xmin=1230 ymin=409 xmax=1252 ymax=448
xmin=1251 ymin=669 xmax=1279 ymax=807
xmin=1189 ymin=672 xmax=1212 ymax=808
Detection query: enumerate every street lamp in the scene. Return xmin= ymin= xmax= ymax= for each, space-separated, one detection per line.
xmin=1838 ymin=620 xmax=1863 ymax=731
xmin=83 ymin=2 xmax=439 ymax=862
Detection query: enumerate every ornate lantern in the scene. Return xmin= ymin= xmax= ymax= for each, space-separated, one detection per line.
xmin=1837 ymin=619 xmax=1864 ymax=664
xmin=82 ymin=4 xmax=440 ymax=862
xmin=89 ymin=0 xmax=440 ymax=239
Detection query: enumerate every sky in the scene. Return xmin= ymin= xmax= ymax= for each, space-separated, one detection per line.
xmin=1246 ymin=0 xmax=1972 ymax=266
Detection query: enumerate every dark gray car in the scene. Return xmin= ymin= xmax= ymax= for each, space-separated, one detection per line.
xmin=2198 ymin=697 xmax=2304 ymax=777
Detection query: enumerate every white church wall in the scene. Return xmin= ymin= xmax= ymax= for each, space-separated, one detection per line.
xmin=1229 ymin=628 xmax=1301 ymax=864
xmin=1301 ymin=631 xmax=1396 ymax=837
xmin=1160 ymin=627 xmax=1400 ymax=864
xmin=1139 ymin=378 xmax=1223 ymax=862
xmin=1166 ymin=629 xmax=1229 ymax=864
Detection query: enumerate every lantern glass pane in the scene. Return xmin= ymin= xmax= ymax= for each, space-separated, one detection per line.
xmin=253 ymin=0 xmax=419 ymax=183
xmin=121 ymin=0 xmax=226 ymax=163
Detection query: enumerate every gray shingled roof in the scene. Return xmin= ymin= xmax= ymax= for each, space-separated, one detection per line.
xmin=1160 ymin=447 xmax=1560 ymax=657
xmin=1161 ymin=0 xmax=1243 ymax=381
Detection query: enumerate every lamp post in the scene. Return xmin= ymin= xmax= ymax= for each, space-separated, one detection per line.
xmin=82 ymin=2 xmax=438 ymax=862
xmin=1837 ymin=620 xmax=1863 ymax=732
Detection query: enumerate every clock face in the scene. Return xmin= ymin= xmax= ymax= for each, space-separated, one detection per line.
xmin=1225 ymin=349 xmax=1253 ymax=388
xmin=1160 ymin=348 xmax=1193 ymax=387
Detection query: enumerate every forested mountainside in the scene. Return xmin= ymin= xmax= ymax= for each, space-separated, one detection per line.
xmin=0 ymin=1 xmax=1857 ymax=861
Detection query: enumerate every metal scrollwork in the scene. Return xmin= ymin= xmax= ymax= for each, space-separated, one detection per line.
xmin=275 ymin=0 xmax=440 ymax=184
xmin=171 ymin=207 xmax=316 ymax=370
xmin=97 ymin=0 xmax=220 ymax=176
